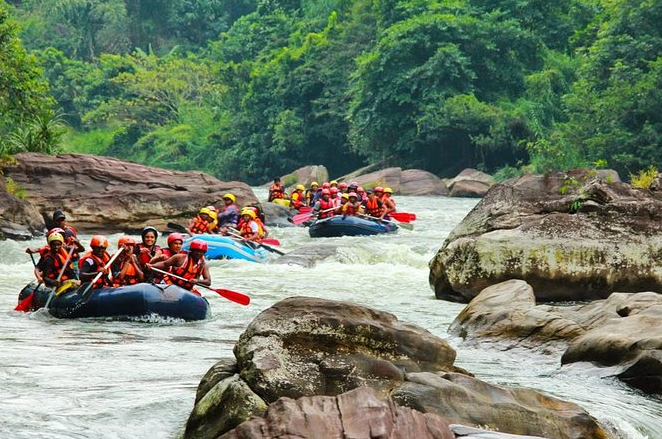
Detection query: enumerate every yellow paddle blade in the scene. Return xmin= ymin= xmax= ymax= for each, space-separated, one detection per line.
xmin=56 ymin=279 xmax=81 ymax=296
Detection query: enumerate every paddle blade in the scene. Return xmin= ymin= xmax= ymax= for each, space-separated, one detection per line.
xmin=390 ymin=212 xmax=411 ymax=223
xmin=212 ymin=287 xmax=251 ymax=306
xmin=299 ymin=206 xmax=312 ymax=213
xmin=291 ymin=212 xmax=313 ymax=225
xmin=396 ymin=221 xmax=414 ymax=231
xmin=262 ymin=238 xmax=281 ymax=246
xmin=15 ymin=292 xmax=35 ymax=312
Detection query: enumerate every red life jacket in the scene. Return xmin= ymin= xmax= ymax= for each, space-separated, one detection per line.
xmin=318 ymin=198 xmax=335 ymax=218
xmin=190 ymin=216 xmax=210 ymax=234
xmin=166 ymin=255 xmax=205 ymax=290
xmin=113 ymin=257 xmax=140 ymax=286
xmin=364 ymin=198 xmax=382 ymax=217
xmin=342 ymin=202 xmax=358 ymax=216
xmin=135 ymin=243 xmax=161 ymax=267
xmin=80 ymin=250 xmax=112 ymax=287
xmin=290 ymin=191 xmax=303 ymax=209
xmin=43 ymin=248 xmax=74 ymax=281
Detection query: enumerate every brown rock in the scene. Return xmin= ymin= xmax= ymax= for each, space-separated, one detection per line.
xmin=400 ymin=169 xmax=448 ymax=196
xmin=2 ymin=153 xmax=257 ymax=234
xmin=0 ymin=172 xmax=45 ymax=239
xmin=278 ymin=165 xmax=328 ymax=193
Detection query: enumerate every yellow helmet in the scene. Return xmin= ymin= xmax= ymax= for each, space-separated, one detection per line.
xmin=296 ymin=184 xmax=305 ymax=191
xmin=241 ymin=208 xmax=256 ymax=218
xmin=330 ymin=180 xmax=338 ymax=185
xmin=384 ymin=187 xmax=393 ymax=194
xmin=223 ymin=193 xmax=236 ymax=203
xmin=342 ymin=193 xmax=350 ymax=199
xmin=47 ymin=232 xmax=64 ymax=244
xmin=310 ymin=181 xmax=319 ymax=187
xmin=199 ymin=207 xmax=213 ymax=216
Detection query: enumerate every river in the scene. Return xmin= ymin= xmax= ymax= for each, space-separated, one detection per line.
xmin=1 ymin=192 xmax=660 ymax=439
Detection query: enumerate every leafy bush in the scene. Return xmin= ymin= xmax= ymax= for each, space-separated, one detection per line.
xmin=630 ymin=166 xmax=658 ymax=189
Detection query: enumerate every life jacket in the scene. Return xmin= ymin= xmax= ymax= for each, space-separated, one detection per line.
xmin=342 ymin=202 xmax=359 ymax=216
xmin=112 ymin=257 xmax=140 ymax=286
xmin=43 ymin=248 xmax=74 ymax=281
xmin=166 ymin=255 xmax=206 ymax=290
xmin=190 ymin=216 xmax=211 ymax=234
xmin=80 ymin=250 xmax=112 ymax=287
xmin=135 ymin=243 xmax=161 ymax=267
xmin=290 ymin=191 xmax=303 ymax=209
xmin=318 ymin=198 xmax=335 ymax=218
xmin=255 ymin=217 xmax=267 ymax=238
xmin=240 ymin=219 xmax=262 ymax=242
xmin=269 ymin=184 xmax=285 ymax=200
xmin=364 ymin=198 xmax=382 ymax=217
xmin=305 ymin=189 xmax=317 ymax=206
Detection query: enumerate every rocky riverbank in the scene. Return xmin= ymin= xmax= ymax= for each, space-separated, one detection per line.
xmin=184 ymin=297 xmax=608 ymax=439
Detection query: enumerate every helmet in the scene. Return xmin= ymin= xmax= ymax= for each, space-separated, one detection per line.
xmin=296 ymin=184 xmax=305 ymax=191
xmin=47 ymin=233 xmax=64 ymax=244
xmin=357 ymin=186 xmax=364 ymax=192
xmin=249 ymin=207 xmax=259 ymax=214
xmin=342 ymin=193 xmax=350 ymax=200
xmin=206 ymin=205 xmax=218 ymax=213
xmin=321 ymin=189 xmax=330 ymax=195
xmin=90 ymin=235 xmax=109 ymax=248
xmin=141 ymin=226 xmax=158 ymax=239
xmin=339 ymin=182 xmax=348 ymax=189
xmin=330 ymin=187 xmax=338 ymax=194
xmin=223 ymin=193 xmax=236 ymax=203
xmin=374 ymin=186 xmax=384 ymax=193
xmin=241 ymin=208 xmax=257 ymax=218
xmin=189 ymin=239 xmax=208 ymax=252
xmin=384 ymin=187 xmax=393 ymax=194
xmin=330 ymin=180 xmax=338 ymax=185
xmin=47 ymin=227 xmax=65 ymax=238
xmin=199 ymin=207 xmax=213 ymax=216
xmin=310 ymin=181 xmax=319 ymax=187
xmin=350 ymin=181 xmax=359 ymax=187
xmin=167 ymin=233 xmax=184 ymax=246
xmin=348 ymin=192 xmax=358 ymax=199
xmin=117 ymin=236 xmax=136 ymax=248
xmin=322 ymin=182 xmax=330 ymax=188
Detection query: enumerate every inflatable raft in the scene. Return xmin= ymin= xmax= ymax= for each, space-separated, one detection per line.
xmin=308 ymin=216 xmax=398 ymax=238
xmin=17 ymin=281 xmax=210 ymax=320
xmin=182 ymin=234 xmax=270 ymax=263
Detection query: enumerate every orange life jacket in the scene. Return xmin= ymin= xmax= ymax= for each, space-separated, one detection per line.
xmin=165 ymin=255 xmax=205 ymax=290
xmin=43 ymin=248 xmax=74 ymax=281
xmin=364 ymin=198 xmax=382 ymax=217
xmin=240 ymin=219 xmax=262 ymax=242
xmin=269 ymin=184 xmax=285 ymax=200
xmin=80 ymin=250 xmax=112 ymax=287
xmin=190 ymin=216 xmax=211 ymax=234
xmin=112 ymin=257 xmax=140 ymax=286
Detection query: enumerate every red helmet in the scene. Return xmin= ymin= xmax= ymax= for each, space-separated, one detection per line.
xmin=167 ymin=233 xmax=184 ymax=246
xmin=321 ymin=188 xmax=330 ymax=195
xmin=90 ymin=235 xmax=109 ymax=249
xmin=47 ymin=227 xmax=65 ymax=237
xmin=189 ymin=239 xmax=208 ymax=252
xmin=374 ymin=186 xmax=384 ymax=193
xmin=117 ymin=236 xmax=136 ymax=248
xmin=338 ymin=182 xmax=348 ymax=189
xmin=322 ymin=182 xmax=330 ymax=189
xmin=348 ymin=192 xmax=358 ymax=199
xmin=330 ymin=187 xmax=338 ymax=194
xmin=357 ymin=186 xmax=364 ymax=192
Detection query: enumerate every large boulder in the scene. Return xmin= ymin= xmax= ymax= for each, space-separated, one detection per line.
xmin=185 ymin=297 xmax=607 ymax=439
xmin=1 ymin=153 xmax=257 ymax=234
xmin=278 ymin=165 xmax=328 ymax=193
xmin=340 ymin=167 xmax=447 ymax=196
xmin=0 ymin=167 xmax=45 ymax=240
xmin=446 ymin=168 xmax=495 ymax=198
xmin=450 ymin=279 xmax=662 ymax=394
xmin=427 ymin=169 xmax=662 ymax=303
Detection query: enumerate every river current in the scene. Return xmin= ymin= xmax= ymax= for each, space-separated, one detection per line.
xmin=1 ymin=191 xmax=660 ymax=439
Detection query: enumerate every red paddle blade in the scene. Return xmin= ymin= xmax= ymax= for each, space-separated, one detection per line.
xmin=212 ymin=287 xmax=250 ymax=306
xmin=299 ymin=206 xmax=312 ymax=213
xmin=262 ymin=238 xmax=281 ymax=246
xmin=390 ymin=212 xmax=411 ymax=223
xmin=15 ymin=292 xmax=35 ymax=312
xmin=292 ymin=212 xmax=313 ymax=225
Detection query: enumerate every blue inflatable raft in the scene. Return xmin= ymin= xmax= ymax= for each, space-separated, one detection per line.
xmin=308 ymin=216 xmax=398 ymax=238
xmin=183 ymin=234 xmax=270 ymax=263
xmin=17 ymin=281 xmax=210 ymax=320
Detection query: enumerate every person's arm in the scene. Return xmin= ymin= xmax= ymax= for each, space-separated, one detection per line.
xmin=148 ymin=253 xmax=184 ymax=272
xmin=198 ymin=264 xmax=211 ymax=286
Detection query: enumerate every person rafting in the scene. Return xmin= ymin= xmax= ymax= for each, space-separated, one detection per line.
xmin=268 ymin=177 xmax=286 ymax=202
xmin=34 ymin=232 xmax=77 ymax=287
xmin=362 ymin=190 xmax=384 ymax=219
xmin=329 ymin=187 xmax=342 ymax=207
xmin=305 ymin=182 xmax=319 ymax=206
xmin=79 ymin=235 xmax=113 ymax=288
xmin=238 ymin=208 xmax=263 ymax=242
xmin=135 ymin=226 xmax=162 ymax=271
xmin=216 ymin=193 xmax=240 ymax=228
xmin=188 ymin=207 xmax=216 ymax=234
xmin=313 ymin=189 xmax=336 ymax=219
xmin=52 ymin=210 xmax=78 ymax=240
xmin=111 ymin=236 xmax=144 ymax=286
xmin=342 ymin=192 xmax=362 ymax=217
xmin=289 ymin=185 xmax=306 ymax=211
xmin=147 ymin=239 xmax=211 ymax=294
xmin=149 ymin=233 xmax=185 ymax=283
xmin=381 ymin=187 xmax=396 ymax=219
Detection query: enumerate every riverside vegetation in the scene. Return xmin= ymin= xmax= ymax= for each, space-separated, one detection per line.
xmin=1 ymin=0 xmax=662 ymax=184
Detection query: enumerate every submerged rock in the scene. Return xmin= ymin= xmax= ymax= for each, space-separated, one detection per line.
xmin=451 ymin=279 xmax=662 ymax=395
xmin=185 ymin=297 xmax=607 ymax=439
xmin=427 ymin=169 xmax=662 ymax=304
xmin=1 ymin=152 xmax=257 ymax=235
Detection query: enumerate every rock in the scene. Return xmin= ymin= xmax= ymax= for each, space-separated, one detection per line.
xmin=220 ymin=387 xmax=455 ymax=439
xmin=186 ymin=297 xmax=608 ymax=439
xmin=1 ymin=153 xmax=257 ymax=234
xmin=451 ymin=424 xmax=549 ymax=438
xmin=450 ymin=279 xmax=662 ymax=394
xmin=399 ymin=169 xmax=449 ymax=196
xmin=278 ymin=165 xmax=328 ymax=193
xmin=272 ymin=243 xmax=340 ymax=267
xmin=260 ymin=201 xmax=294 ymax=227
xmin=446 ymin=169 xmax=495 ymax=198
xmin=427 ymin=169 xmax=662 ymax=303
xmin=0 ymin=170 xmax=46 ymax=240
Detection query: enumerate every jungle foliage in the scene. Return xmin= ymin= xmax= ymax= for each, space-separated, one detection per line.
xmin=2 ymin=0 xmax=662 ymax=183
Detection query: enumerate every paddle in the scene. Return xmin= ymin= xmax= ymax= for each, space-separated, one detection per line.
xmin=15 ymin=253 xmax=40 ymax=312
xmin=358 ymin=213 xmax=414 ymax=230
xmin=225 ymin=229 xmax=285 ymax=256
xmin=291 ymin=207 xmax=337 ymax=226
xmin=43 ymin=246 xmax=76 ymax=311
xmin=390 ymin=212 xmax=416 ymax=223
xmin=149 ymin=267 xmax=250 ymax=306
xmin=262 ymin=238 xmax=281 ymax=246
xmin=77 ymin=248 xmax=124 ymax=301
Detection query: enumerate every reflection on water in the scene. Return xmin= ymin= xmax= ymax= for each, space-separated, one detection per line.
xmin=0 ymin=193 xmax=659 ymax=438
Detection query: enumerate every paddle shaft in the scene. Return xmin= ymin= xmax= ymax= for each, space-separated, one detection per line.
xmin=293 ymin=206 xmax=337 ymax=225
xmin=226 ymin=228 xmax=285 ymax=256
xmin=358 ymin=212 xmax=413 ymax=230
xmin=78 ymin=248 xmax=124 ymax=299
xmin=44 ymin=246 xmax=76 ymax=311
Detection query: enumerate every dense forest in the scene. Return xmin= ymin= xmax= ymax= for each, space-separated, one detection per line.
xmin=1 ymin=0 xmax=661 ymax=184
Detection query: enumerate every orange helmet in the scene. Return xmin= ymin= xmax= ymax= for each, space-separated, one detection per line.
xmin=90 ymin=235 xmax=109 ymax=248
xmin=118 ymin=236 xmax=137 ymax=248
